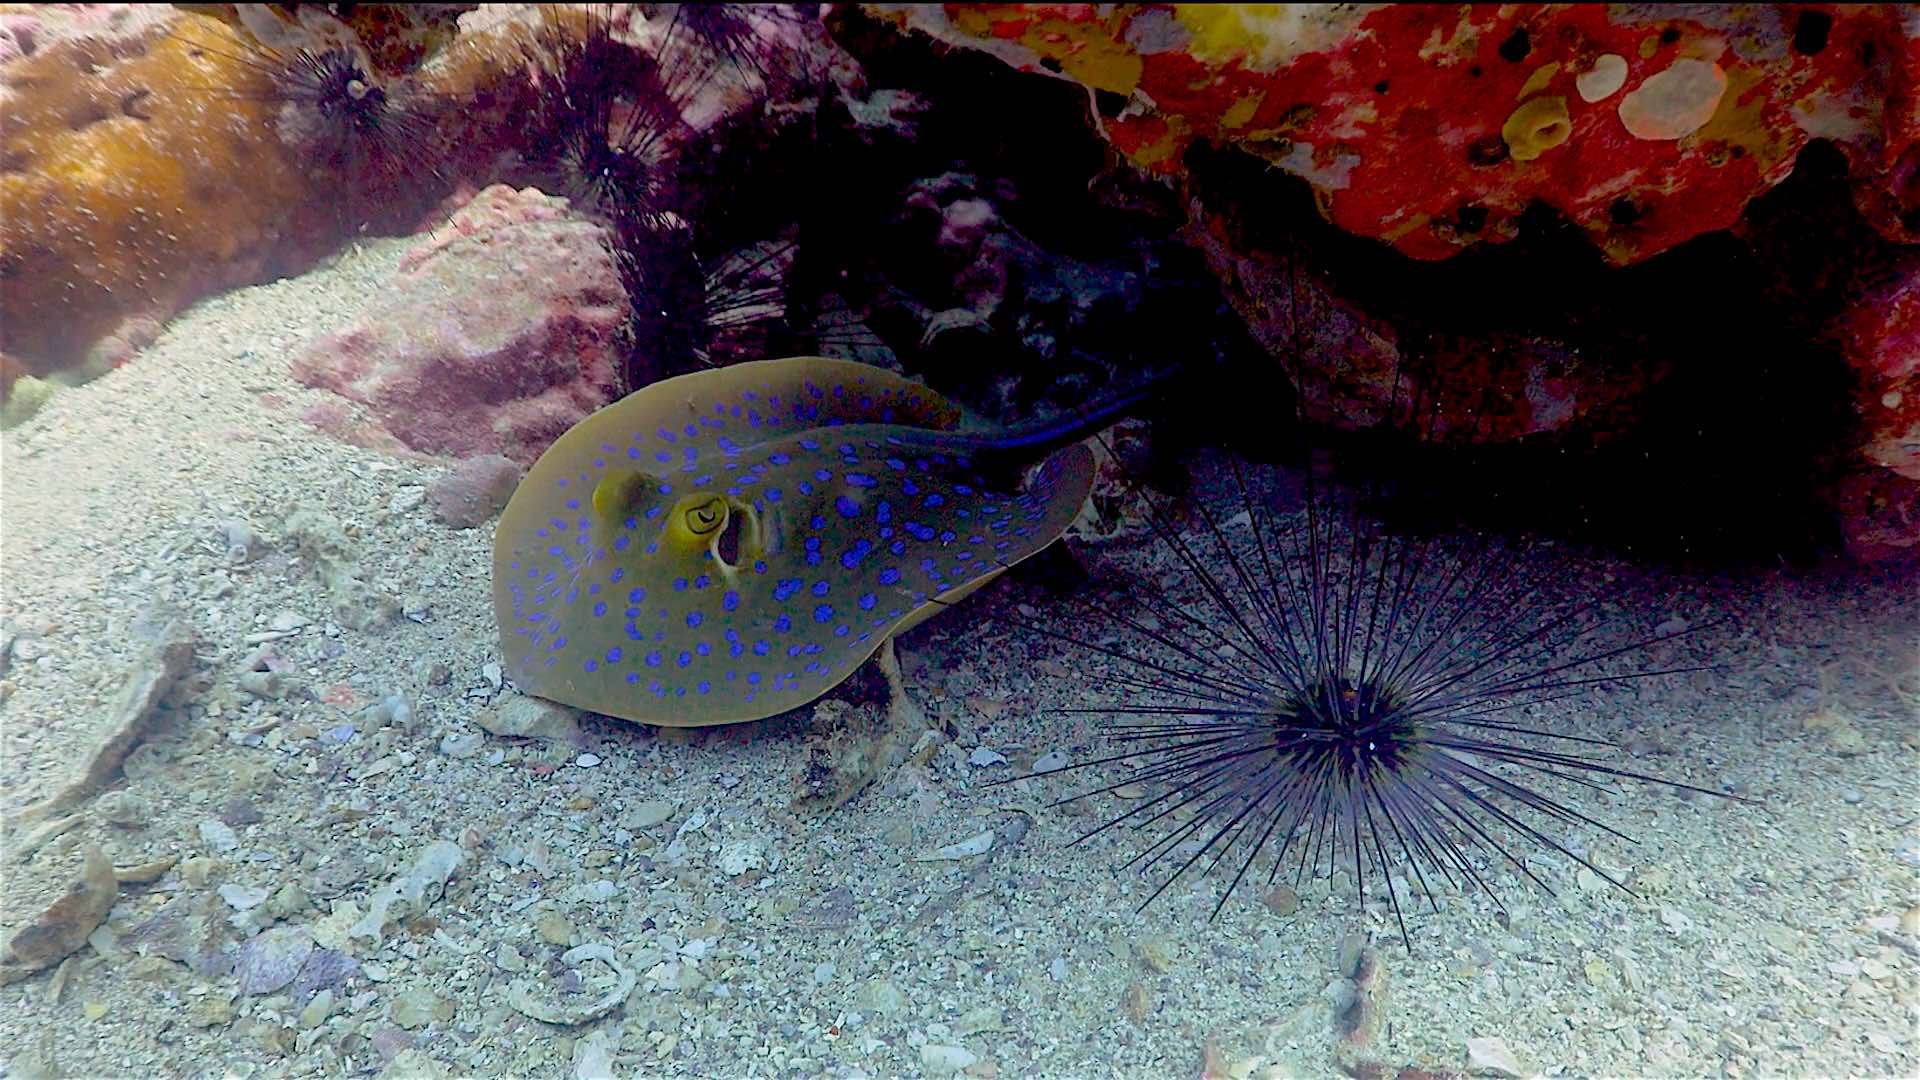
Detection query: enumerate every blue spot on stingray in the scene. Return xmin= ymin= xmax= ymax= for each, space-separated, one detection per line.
xmin=697 ymin=681 xmax=711 ymax=695
xmin=626 ymin=673 xmax=640 ymax=684
xmin=592 ymin=602 xmax=607 ymax=617
xmin=924 ymin=493 xmax=946 ymax=508
xmin=628 ymin=587 xmax=647 ymax=603
xmin=879 ymin=567 xmax=902 ymax=585
xmin=800 ymin=438 xmax=820 ymax=450
xmin=769 ymin=453 xmax=791 ymax=465
xmin=566 ymin=498 xmax=580 ymax=510
xmin=747 ymin=672 xmax=762 ymax=684
xmin=876 ymin=502 xmax=892 ymax=524
xmin=886 ymin=458 xmax=906 ymax=471
xmin=904 ymin=479 xmax=920 ymax=496
xmin=889 ymin=540 xmax=906 ymax=556
xmin=687 ymin=611 xmax=704 ymax=628
xmin=606 ymin=646 xmax=623 ymax=662
xmin=614 ymin=536 xmax=630 ymax=552
xmin=584 ymin=659 xmax=598 ymax=673
xmin=859 ymin=593 xmax=877 ymax=610
xmin=773 ymin=579 xmax=802 ymax=602
xmin=723 ymin=590 xmax=740 ymax=612
xmin=847 ymin=473 xmax=876 ymax=488
xmin=814 ymin=468 xmax=832 ymax=482
xmin=693 ymin=574 xmax=711 ymax=589
xmin=834 ymin=625 xmax=851 ymax=638
xmin=677 ymin=651 xmax=692 ymax=667
xmin=835 ymin=495 xmax=860 ymax=519
xmin=646 ymin=651 xmax=662 ymax=667
xmin=753 ymin=641 xmax=771 ymax=656
xmin=658 ymin=428 xmax=676 ymax=443
xmin=627 ymin=447 xmax=641 ymax=460
xmin=773 ymin=614 xmax=792 ymax=633
xmin=766 ymin=488 xmax=783 ymax=503
xmin=695 ymin=642 xmax=710 ymax=657
xmin=674 ymin=578 xmax=689 ymax=592
xmin=812 ymin=580 xmax=830 ymax=597
xmin=906 ymin=522 xmax=935 ymax=541
xmin=645 ymin=506 xmax=663 ymax=520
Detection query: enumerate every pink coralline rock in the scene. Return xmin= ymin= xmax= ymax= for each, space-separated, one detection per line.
xmin=1832 ymin=251 xmax=1920 ymax=558
xmin=876 ymin=4 xmax=1920 ymax=263
xmin=291 ymin=185 xmax=624 ymax=465
xmin=396 ymin=184 xmax=577 ymax=273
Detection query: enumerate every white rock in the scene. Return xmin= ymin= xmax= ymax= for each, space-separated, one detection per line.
xmin=199 ymin=820 xmax=239 ymax=852
xmin=1033 ymin=750 xmax=1069 ymax=772
xmin=621 ymin=799 xmax=676 ymax=830
xmin=1465 ymin=1036 xmax=1527 ymax=1078
xmin=575 ymin=752 xmax=602 ymax=768
xmin=920 ymin=1044 xmax=978 ymax=1075
xmin=717 ymin=841 xmax=764 ymax=876
xmin=219 ymin=883 xmax=270 ymax=910
xmin=967 ymin=747 xmax=1007 ymax=767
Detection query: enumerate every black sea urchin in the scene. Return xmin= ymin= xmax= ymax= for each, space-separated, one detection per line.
xmin=521 ymin=6 xmax=686 ymax=227
xmin=651 ymin=2 xmax=811 ymax=86
xmin=179 ymin=14 xmax=440 ymax=195
xmin=608 ymin=210 xmax=799 ymax=387
xmin=1011 ymin=457 xmax=1738 ymax=946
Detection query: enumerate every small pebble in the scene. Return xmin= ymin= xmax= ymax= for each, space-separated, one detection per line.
xmin=717 ymin=841 xmax=765 ymax=876
xmin=428 ymin=454 xmax=523 ymax=528
xmin=299 ymin=989 xmax=335 ymax=1030
xmin=390 ymin=988 xmax=451 ymax=1030
xmin=199 ymin=820 xmax=239 ymax=852
xmin=439 ymin=728 xmax=485 ymax=760
xmin=220 ymin=798 xmax=264 ymax=827
xmin=921 ymin=1044 xmax=978 ymax=1076
xmin=857 ymin=979 xmax=907 ymax=1014
xmin=621 ymin=799 xmax=676 ymax=830
xmin=219 ymin=883 xmax=270 ymax=911
xmin=1032 ymin=750 xmax=1069 ymax=773
xmin=235 ymin=925 xmax=314 ymax=994
xmin=575 ymin=752 xmax=602 ymax=768
xmin=1465 ymin=1036 xmax=1526 ymax=1078
xmin=967 ymin=747 xmax=1007 ymax=768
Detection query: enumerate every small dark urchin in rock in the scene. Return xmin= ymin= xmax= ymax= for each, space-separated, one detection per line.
xmin=1010 ymin=459 xmax=1743 ymax=946
xmin=180 ymin=13 xmax=440 ymax=193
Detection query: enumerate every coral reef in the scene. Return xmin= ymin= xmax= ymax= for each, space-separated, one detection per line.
xmin=0 ymin=5 xmax=457 ymax=381
xmin=867 ymin=3 xmax=1920 ymax=559
xmin=290 ymin=185 xmax=626 ymax=464
xmin=876 ymin=4 xmax=1920 ymax=262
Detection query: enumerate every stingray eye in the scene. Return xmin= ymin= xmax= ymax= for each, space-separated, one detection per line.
xmin=591 ymin=469 xmax=647 ymax=518
xmin=666 ymin=493 xmax=729 ymax=550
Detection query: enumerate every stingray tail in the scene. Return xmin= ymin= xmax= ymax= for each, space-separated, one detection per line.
xmin=966 ymin=367 xmax=1180 ymax=471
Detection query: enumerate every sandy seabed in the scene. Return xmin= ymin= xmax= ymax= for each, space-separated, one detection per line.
xmin=2 ymin=237 xmax=1917 ymax=1079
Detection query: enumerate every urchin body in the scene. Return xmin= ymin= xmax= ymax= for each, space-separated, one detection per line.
xmin=1024 ymin=469 xmax=1735 ymax=945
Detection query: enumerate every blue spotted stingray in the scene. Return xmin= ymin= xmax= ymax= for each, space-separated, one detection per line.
xmin=493 ymin=356 xmax=1110 ymax=726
